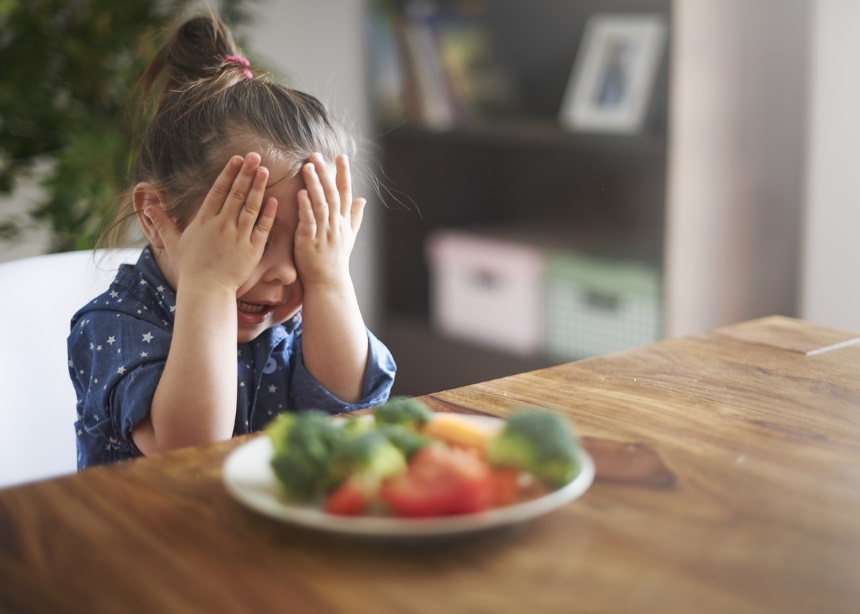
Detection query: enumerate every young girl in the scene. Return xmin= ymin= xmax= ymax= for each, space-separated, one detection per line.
xmin=68 ymin=15 xmax=396 ymax=469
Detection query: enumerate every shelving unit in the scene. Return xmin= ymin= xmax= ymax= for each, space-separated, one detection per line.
xmin=370 ymin=0 xmax=672 ymax=396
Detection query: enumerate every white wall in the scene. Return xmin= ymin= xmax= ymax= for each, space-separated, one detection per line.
xmin=801 ymin=0 xmax=860 ymax=332
xmin=665 ymin=0 xmax=810 ymax=337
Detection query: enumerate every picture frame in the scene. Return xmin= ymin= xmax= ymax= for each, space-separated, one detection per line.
xmin=559 ymin=14 xmax=667 ymax=134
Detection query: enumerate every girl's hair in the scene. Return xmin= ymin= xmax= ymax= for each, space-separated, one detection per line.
xmin=105 ymin=14 xmax=354 ymax=239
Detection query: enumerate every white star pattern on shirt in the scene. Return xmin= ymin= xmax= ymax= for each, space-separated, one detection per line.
xmin=107 ymin=336 xmax=116 ymax=345
xmin=117 ymin=366 xmax=126 ymax=375
xmin=140 ymin=351 xmax=148 ymax=358
xmin=268 ymin=385 xmax=277 ymax=393
xmin=109 ymin=290 xmax=119 ymax=299
xmin=142 ymin=332 xmax=154 ymax=343
xmin=157 ymin=285 xmax=165 ymax=292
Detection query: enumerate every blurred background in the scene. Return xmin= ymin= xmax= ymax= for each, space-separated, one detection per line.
xmin=1 ymin=0 xmax=857 ymax=397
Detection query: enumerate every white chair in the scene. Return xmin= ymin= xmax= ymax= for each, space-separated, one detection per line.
xmin=0 ymin=248 xmax=140 ymax=489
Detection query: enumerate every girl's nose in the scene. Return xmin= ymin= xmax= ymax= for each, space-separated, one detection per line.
xmin=261 ymin=250 xmax=298 ymax=286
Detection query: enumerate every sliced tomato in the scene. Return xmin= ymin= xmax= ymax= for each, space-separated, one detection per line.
xmin=325 ymin=475 xmax=376 ymax=516
xmin=489 ymin=468 xmax=521 ymax=507
xmin=380 ymin=443 xmax=493 ymax=517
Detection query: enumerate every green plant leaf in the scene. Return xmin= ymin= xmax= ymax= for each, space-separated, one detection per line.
xmin=0 ymin=0 xmax=262 ymax=252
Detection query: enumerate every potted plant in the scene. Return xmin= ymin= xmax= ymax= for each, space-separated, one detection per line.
xmin=0 ymin=0 xmax=255 ymax=252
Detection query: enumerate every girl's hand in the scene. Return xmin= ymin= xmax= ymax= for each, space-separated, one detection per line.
xmin=144 ymin=153 xmax=278 ymax=294
xmin=293 ymin=153 xmax=369 ymax=402
xmin=294 ymin=153 xmax=366 ymax=290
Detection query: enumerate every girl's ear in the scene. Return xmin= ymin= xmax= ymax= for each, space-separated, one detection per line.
xmin=133 ymin=183 xmax=168 ymax=248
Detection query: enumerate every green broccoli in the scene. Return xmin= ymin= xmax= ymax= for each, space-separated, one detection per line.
xmin=340 ymin=414 xmax=375 ymax=436
xmin=376 ymin=423 xmax=430 ymax=459
xmin=264 ymin=412 xmax=296 ymax=457
xmin=265 ymin=410 xmax=349 ymax=501
xmin=328 ymin=430 xmax=406 ymax=485
xmin=486 ymin=409 xmax=581 ymax=488
xmin=270 ymin=452 xmax=321 ymax=501
xmin=373 ymin=396 xmax=433 ymax=430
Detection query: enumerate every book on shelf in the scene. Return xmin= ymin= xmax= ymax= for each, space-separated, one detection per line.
xmin=368 ymin=6 xmax=408 ymax=126
xmin=369 ymin=0 xmax=519 ymax=130
xmin=433 ymin=7 xmax=519 ymax=120
xmin=398 ymin=1 xmax=458 ymax=130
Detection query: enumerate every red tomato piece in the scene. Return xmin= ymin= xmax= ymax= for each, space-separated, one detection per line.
xmin=489 ymin=468 xmax=521 ymax=507
xmin=325 ymin=477 xmax=373 ymax=516
xmin=380 ymin=443 xmax=493 ymax=517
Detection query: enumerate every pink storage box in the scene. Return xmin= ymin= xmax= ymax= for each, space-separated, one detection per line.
xmin=426 ymin=230 xmax=545 ymax=355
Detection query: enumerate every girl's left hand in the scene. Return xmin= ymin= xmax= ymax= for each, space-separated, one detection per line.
xmin=294 ymin=153 xmax=365 ymax=289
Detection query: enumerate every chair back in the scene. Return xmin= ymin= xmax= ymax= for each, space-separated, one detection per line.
xmin=0 ymin=248 xmax=140 ymax=488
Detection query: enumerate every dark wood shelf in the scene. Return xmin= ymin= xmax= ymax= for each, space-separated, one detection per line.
xmin=377 ymin=119 xmax=668 ymax=157
xmin=379 ymin=317 xmax=559 ymax=398
xmin=372 ymin=0 xmax=672 ymax=396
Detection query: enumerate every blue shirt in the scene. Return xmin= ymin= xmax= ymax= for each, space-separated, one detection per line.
xmin=68 ymin=247 xmax=396 ymax=469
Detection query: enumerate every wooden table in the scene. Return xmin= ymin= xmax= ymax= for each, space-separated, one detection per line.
xmin=2 ymin=316 xmax=860 ymax=613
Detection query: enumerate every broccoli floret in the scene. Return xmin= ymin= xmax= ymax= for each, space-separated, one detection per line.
xmin=265 ymin=410 xmax=349 ymax=501
xmin=270 ymin=452 xmax=320 ymax=501
xmin=264 ymin=412 xmax=296 ymax=457
xmin=486 ymin=409 xmax=581 ymax=488
xmin=340 ymin=414 xmax=374 ymax=436
xmin=373 ymin=396 xmax=433 ymax=430
xmin=328 ymin=431 xmax=406 ymax=484
xmin=377 ymin=423 xmax=430 ymax=459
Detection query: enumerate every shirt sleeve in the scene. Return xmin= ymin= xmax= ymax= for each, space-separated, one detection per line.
xmin=69 ymin=309 xmax=169 ymax=454
xmin=289 ymin=328 xmax=396 ymax=412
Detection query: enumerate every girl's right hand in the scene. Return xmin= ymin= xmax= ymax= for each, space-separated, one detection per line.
xmin=144 ymin=153 xmax=278 ymax=295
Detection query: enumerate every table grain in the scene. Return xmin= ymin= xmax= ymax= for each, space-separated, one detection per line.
xmin=2 ymin=316 xmax=859 ymax=613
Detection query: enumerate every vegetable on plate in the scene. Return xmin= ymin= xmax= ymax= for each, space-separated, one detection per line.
xmin=264 ymin=397 xmax=582 ymax=518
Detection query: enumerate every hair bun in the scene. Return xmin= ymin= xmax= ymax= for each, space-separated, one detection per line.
xmin=139 ymin=14 xmax=243 ymax=99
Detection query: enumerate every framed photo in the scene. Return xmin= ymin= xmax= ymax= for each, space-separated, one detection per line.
xmin=559 ymin=14 xmax=667 ymax=134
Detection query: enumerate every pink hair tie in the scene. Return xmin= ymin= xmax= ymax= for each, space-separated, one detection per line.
xmin=224 ymin=54 xmax=253 ymax=79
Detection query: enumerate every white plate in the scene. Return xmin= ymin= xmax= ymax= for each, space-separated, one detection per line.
xmin=222 ymin=415 xmax=595 ymax=539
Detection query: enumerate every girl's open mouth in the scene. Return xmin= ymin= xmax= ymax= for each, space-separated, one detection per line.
xmin=237 ymin=300 xmax=275 ymax=315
